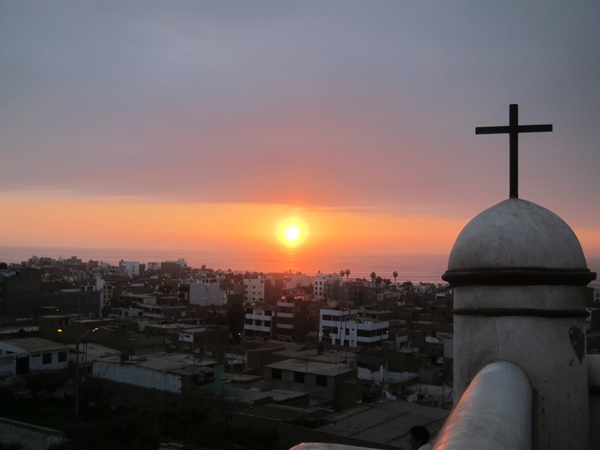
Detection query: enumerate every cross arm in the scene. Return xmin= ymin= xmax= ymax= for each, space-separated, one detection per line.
xmin=475 ymin=126 xmax=510 ymax=135
xmin=518 ymin=124 xmax=553 ymax=133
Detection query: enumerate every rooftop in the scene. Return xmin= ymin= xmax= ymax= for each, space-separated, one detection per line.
xmin=319 ymin=400 xmax=449 ymax=448
xmin=97 ymin=351 xmax=217 ymax=374
xmin=1 ymin=337 xmax=68 ymax=353
xmin=266 ymin=359 xmax=355 ymax=377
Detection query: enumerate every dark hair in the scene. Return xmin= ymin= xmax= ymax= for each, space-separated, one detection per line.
xmin=409 ymin=425 xmax=430 ymax=444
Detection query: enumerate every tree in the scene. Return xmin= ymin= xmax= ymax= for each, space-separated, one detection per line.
xmin=340 ymin=270 xmax=345 ymax=279
xmin=345 ymin=269 xmax=350 ymax=281
xmin=393 ymin=271 xmax=398 ymax=284
xmin=370 ymin=272 xmax=376 ymax=283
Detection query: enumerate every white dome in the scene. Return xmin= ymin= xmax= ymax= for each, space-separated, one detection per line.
xmin=447 ymin=198 xmax=588 ymax=271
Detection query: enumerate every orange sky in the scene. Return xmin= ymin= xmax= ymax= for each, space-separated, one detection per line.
xmin=2 ymin=4 xmax=600 ymax=268
xmin=0 ymin=194 xmax=465 ymax=254
xmin=2 ymin=194 xmax=599 ymax=260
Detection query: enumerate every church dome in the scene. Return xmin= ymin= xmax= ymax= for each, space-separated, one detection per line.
xmin=443 ymin=198 xmax=595 ymax=286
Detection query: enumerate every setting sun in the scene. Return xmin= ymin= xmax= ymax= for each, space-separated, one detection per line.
xmin=286 ymin=226 xmax=299 ymax=241
xmin=276 ymin=216 xmax=310 ymax=248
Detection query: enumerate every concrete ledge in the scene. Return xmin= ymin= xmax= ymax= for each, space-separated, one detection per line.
xmin=0 ymin=416 xmax=64 ymax=449
xmin=431 ymin=361 xmax=531 ymax=450
xmin=291 ymin=444 xmax=376 ymax=450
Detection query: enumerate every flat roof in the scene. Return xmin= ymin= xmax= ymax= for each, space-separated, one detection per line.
xmin=234 ymin=403 xmax=318 ymax=422
xmin=266 ymin=359 xmax=355 ymax=377
xmin=2 ymin=338 xmax=68 ymax=353
xmin=97 ymin=351 xmax=217 ymax=374
xmin=227 ymin=389 xmax=307 ymax=404
xmin=65 ymin=342 xmax=121 ymax=360
xmin=319 ymin=400 xmax=449 ymax=448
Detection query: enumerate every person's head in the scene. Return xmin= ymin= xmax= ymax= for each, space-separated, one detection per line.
xmin=408 ymin=425 xmax=430 ymax=450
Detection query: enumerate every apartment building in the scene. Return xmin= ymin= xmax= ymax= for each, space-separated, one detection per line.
xmin=319 ymin=308 xmax=389 ymax=347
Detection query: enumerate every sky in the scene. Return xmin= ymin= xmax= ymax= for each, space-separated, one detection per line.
xmin=1 ymin=1 xmax=600 ymax=266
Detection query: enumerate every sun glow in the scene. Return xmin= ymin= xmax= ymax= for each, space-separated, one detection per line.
xmin=276 ymin=216 xmax=310 ymax=248
xmin=286 ymin=226 xmax=299 ymax=241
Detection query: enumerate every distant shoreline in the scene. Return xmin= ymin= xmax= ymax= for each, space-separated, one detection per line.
xmin=0 ymin=246 xmax=449 ymax=283
xmin=2 ymin=246 xmax=599 ymax=287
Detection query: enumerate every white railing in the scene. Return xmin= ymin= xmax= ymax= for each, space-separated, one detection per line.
xmin=290 ymin=361 xmax=532 ymax=450
xmin=431 ymin=361 xmax=531 ymax=450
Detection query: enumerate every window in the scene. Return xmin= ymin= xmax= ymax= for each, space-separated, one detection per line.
xmin=294 ymin=372 xmax=305 ymax=383
xmin=58 ymin=351 xmax=67 ymax=363
xmin=316 ymin=375 xmax=327 ymax=387
xmin=272 ymin=368 xmax=282 ymax=380
xmin=42 ymin=353 xmax=52 ymax=365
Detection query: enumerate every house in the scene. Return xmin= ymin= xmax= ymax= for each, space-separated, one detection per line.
xmin=265 ymin=359 xmax=356 ymax=403
xmin=0 ymin=338 xmax=69 ymax=376
xmin=92 ymin=351 xmax=223 ymax=395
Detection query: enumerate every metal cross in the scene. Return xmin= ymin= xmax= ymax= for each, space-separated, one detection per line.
xmin=476 ymin=104 xmax=552 ymax=199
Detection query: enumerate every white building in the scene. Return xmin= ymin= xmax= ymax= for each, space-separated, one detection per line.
xmin=244 ymin=303 xmax=274 ymax=338
xmin=92 ymin=352 xmax=222 ymax=395
xmin=275 ymin=298 xmax=295 ymax=340
xmin=147 ymin=262 xmax=160 ymax=271
xmin=313 ymin=272 xmax=342 ymax=297
xmin=243 ymin=278 xmax=265 ymax=303
xmin=119 ymin=260 xmax=140 ymax=277
xmin=0 ymin=338 xmax=70 ymax=376
xmin=319 ymin=309 xmax=389 ymax=347
xmin=189 ymin=278 xmax=225 ymax=307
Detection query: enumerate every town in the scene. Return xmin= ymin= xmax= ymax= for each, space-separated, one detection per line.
xmin=2 ymin=254 xmax=600 ymax=449
xmin=0 ymin=254 xmax=458 ymax=449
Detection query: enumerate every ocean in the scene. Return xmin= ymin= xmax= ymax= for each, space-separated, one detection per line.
xmin=1 ymin=246 xmax=599 ymax=287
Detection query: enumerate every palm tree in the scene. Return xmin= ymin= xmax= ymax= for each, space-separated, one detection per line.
xmin=370 ymin=272 xmax=376 ymax=284
xmin=340 ymin=270 xmax=345 ymax=279
xmin=345 ymin=269 xmax=350 ymax=281
xmin=393 ymin=271 xmax=398 ymax=284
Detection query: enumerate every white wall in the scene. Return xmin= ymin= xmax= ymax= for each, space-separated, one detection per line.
xmin=189 ymin=281 xmax=225 ymax=306
xmin=0 ymin=342 xmax=69 ymax=373
xmin=93 ymin=360 xmax=182 ymax=393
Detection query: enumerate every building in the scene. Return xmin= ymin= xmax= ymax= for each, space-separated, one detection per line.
xmin=160 ymin=258 xmax=188 ymax=276
xmin=119 ymin=260 xmax=140 ymax=277
xmin=440 ymin=196 xmax=598 ymax=448
xmin=319 ymin=308 xmax=389 ymax=348
xmin=92 ymin=351 xmax=223 ymax=395
xmin=265 ymin=359 xmax=356 ymax=402
xmin=0 ymin=338 xmax=69 ymax=376
xmin=275 ymin=295 xmax=311 ymax=342
xmin=0 ymin=269 xmax=43 ymax=317
xmin=243 ymin=278 xmax=265 ymax=303
xmin=244 ymin=303 xmax=275 ymax=338
xmin=188 ymin=278 xmax=224 ymax=307
xmin=147 ymin=262 xmax=160 ymax=272
xmin=312 ymin=272 xmax=342 ymax=298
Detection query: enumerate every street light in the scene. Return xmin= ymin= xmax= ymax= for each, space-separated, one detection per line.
xmin=58 ymin=327 xmax=99 ymax=419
